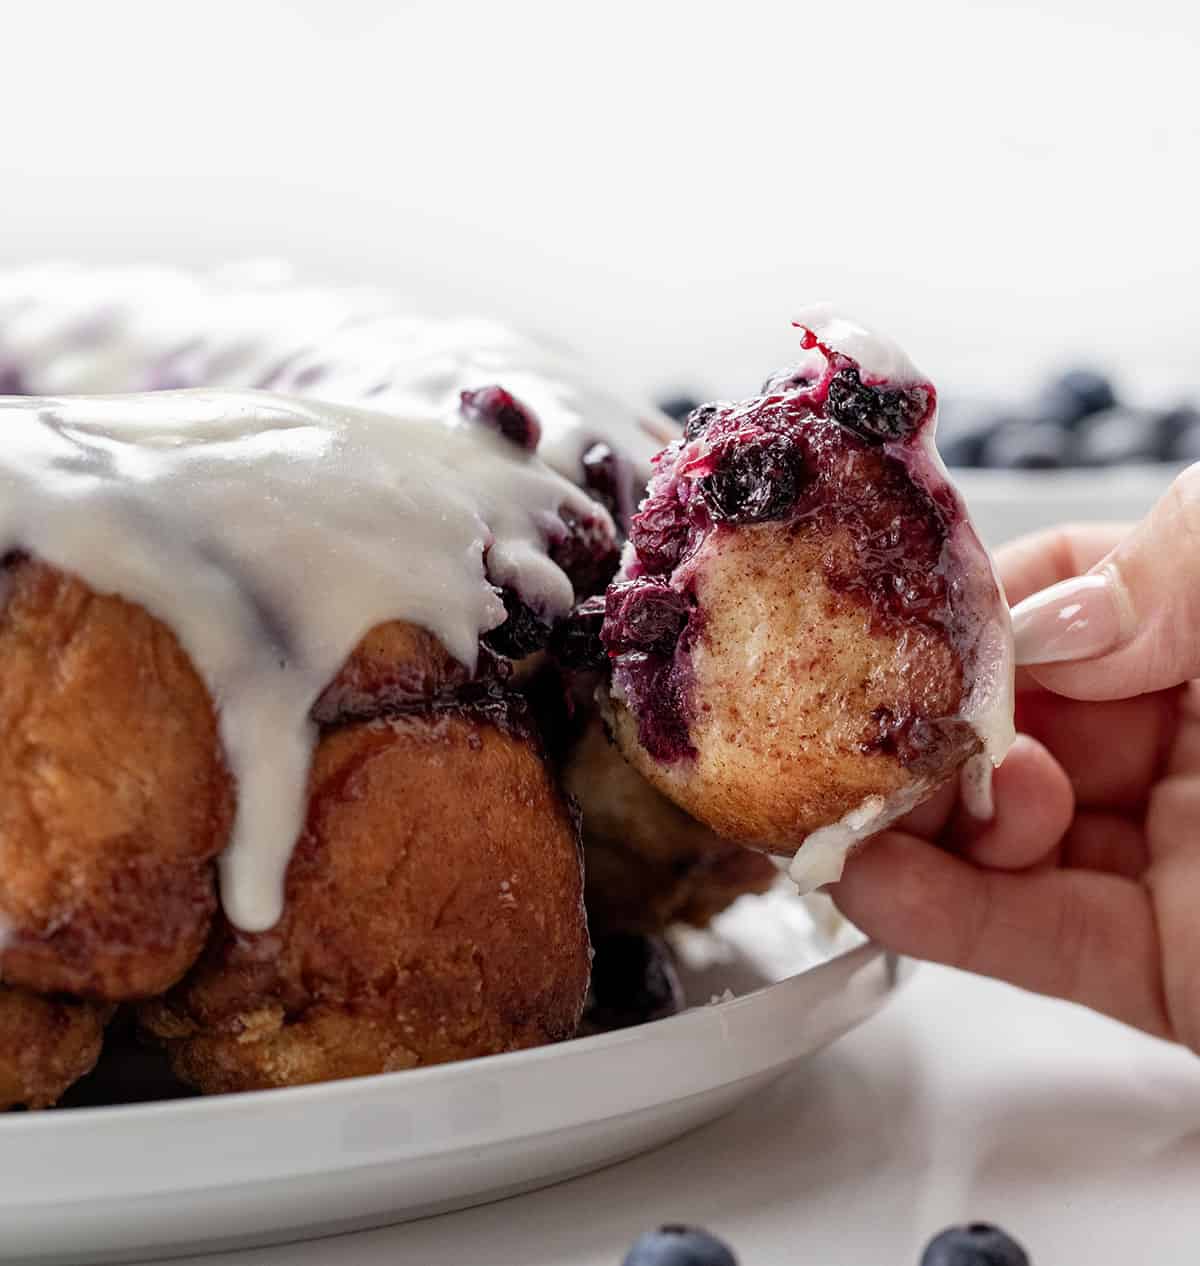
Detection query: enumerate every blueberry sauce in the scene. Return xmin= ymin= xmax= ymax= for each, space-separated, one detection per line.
xmin=607 ymin=324 xmax=968 ymax=766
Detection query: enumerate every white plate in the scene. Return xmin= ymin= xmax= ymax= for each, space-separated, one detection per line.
xmin=0 ymin=891 xmax=909 ymax=1265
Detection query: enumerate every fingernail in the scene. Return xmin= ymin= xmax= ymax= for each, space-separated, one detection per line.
xmin=1010 ymin=568 xmax=1130 ymax=666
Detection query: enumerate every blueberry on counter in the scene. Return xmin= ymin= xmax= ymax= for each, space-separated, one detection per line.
xmin=1162 ymin=403 xmax=1200 ymax=461
xmin=657 ymin=394 xmax=703 ymax=423
xmin=979 ymin=421 xmax=1074 ymax=470
xmin=920 ymin=1222 xmax=1030 ymax=1266
xmin=1034 ymin=367 xmax=1117 ymax=428
xmin=622 ymin=1224 xmax=738 ymax=1266
xmin=935 ymin=399 xmax=1018 ymax=468
xmin=1073 ymin=406 xmax=1166 ymax=466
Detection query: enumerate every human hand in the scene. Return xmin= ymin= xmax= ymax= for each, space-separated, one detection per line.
xmin=832 ymin=469 xmax=1200 ymax=1049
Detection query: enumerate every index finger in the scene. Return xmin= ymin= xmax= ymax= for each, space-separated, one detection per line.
xmin=994 ymin=521 xmax=1131 ymax=606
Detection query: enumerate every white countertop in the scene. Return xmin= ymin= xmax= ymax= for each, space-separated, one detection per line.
xmin=172 ymin=963 xmax=1200 ymax=1266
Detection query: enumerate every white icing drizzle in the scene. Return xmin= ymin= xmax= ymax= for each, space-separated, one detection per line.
xmin=0 ymin=264 xmax=668 ymax=514
xmin=0 ymin=388 xmax=606 ymax=931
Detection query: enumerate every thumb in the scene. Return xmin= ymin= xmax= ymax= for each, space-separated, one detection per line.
xmin=1011 ymin=462 xmax=1200 ymax=700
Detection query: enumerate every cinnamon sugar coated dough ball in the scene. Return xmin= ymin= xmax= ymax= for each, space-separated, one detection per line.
xmin=0 ymin=558 xmax=233 ymax=1000
xmin=607 ymin=522 xmax=972 ymax=847
xmin=0 ymin=986 xmax=111 ymax=1110
xmin=141 ymin=709 xmax=591 ymax=1093
xmin=565 ymin=716 xmax=775 ymax=934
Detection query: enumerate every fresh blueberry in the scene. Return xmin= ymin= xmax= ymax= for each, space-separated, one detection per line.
xmin=1160 ymin=402 xmax=1200 ymax=459
xmin=825 ymin=367 xmax=926 ymax=442
xmin=657 ymin=394 xmax=704 ymax=423
xmin=1034 ymin=367 xmax=1117 ymax=428
xmin=603 ymin=579 xmax=690 ymax=655
xmin=920 ymin=1222 xmax=1029 ymax=1266
xmin=698 ymin=435 xmax=808 ymax=523
xmin=622 ymin=1225 xmax=739 ymax=1266
xmin=460 ymin=384 xmax=542 ymax=451
xmin=0 ymin=365 xmax=25 ymax=394
xmin=1073 ymin=406 xmax=1164 ymax=466
xmin=935 ymin=399 xmax=1018 ymax=468
xmin=979 ymin=422 xmax=1073 ymax=470
xmin=583 ymin=934 xmax=685 ymax=1031
xmin=1169 ymin=419 xmax=1200 ymax=464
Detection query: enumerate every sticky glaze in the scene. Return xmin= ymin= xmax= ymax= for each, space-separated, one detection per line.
xmin=0 ymin=264 xmax=672 ymax=523
xmin=0 ymin=388 xmax=608 ymax=931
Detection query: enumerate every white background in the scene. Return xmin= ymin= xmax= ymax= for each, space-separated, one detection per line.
xmin=3 ymin=0 xmax=1197 ymax=403
xmin=5 ymin=4 xmax=1200 ymax=1263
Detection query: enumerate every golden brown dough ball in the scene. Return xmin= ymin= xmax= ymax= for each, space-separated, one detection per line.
xmin=141 ymin=706 xmax=590 ymax=1093
xmin=0 ymin=558 xmax=232 ymax=1001
xmin=0 ymin=985 xmax=110 ymax=1110
xmin=607 ymin=523 xmax=974 ymax=850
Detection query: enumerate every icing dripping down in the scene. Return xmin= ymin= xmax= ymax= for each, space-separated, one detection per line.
xmin=0 ymin=389 xmax=608 ymax=931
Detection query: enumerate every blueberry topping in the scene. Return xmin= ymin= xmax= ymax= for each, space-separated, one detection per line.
xmin=550 ymin=594 xmax=608 ymax=671
xmin=602 ymin=579 xmax=690 ymax=655
xmin=583 ymin=934 xmax=685 ymax=1031
xmin=657 ymin=393 xmax=703 ymax=423
xmin=460 ymin=385 xmax=542 ymax=451
xmin=629 ymin=494 xmax=694 ymax=575
xmin=979 ymin=421 xmax=1074 ymax=470
xmin=698 ymin=435 xmax=808 ymax=523
xmin=1074 ymin=406 xmax=1165 ymax=467
xmin=1034 ymin=367 xmax=1117 ymax=428
xmin=581 ymin=441 xmax=624 ymax=519
xmin=920 ymin=1222 xmax=1029 ymax=1266
xmin=549 ymin=507 xmax=620 ymax=598
xmin=482 ymin=589 xmax=550 ymax=659
xmin=825 ymin=367 xmax=926 ymax=442
xmin=683 ymin=403 xmax=720 ymax=441
xmin=622 ymin=1225 xmax=739 ymax=1266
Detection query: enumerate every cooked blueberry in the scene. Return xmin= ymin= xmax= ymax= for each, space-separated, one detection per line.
xmin=698 ymin=436 xmax=807 ymax=523
xmin=460 ymin=385 xmax=542 ymax=451
xmin=581 ymin=442 xmax=624 ymax=519
xmin=629 ymin=495 xmax=693 ymax=574
xmin=657 ymin=393 xmax=703 ymax=423
xmin=1034 ymin=367 xmax=1117 ymax=428
xmin=825 ymin=367 xmax=925 ymax=442
xmin=1074 ymin=406 xmax=1164 ymax=466
xmin=550 ymin=594 xmax=608 ymax=670
xmin=980 ymin=422 xmax=1073 ymax=470
xmin=583 ymin=934 xmax=685 ymax=1031
xmin=684 ymin=403 xmax=720 ymax=441
xmin=920 ymin=1222 xmax=1029 ymax=1266
xmin=603 ymin=579 xmax=690 ymax=655
xmin=482 ymin=589 xmax=550 ymax=658
xmin=550 ymin=507 xmax=620 ymax=598
xmin=622 ymin=1225 xmax=738 ymax=1266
